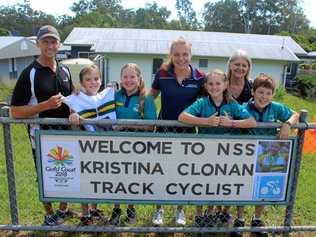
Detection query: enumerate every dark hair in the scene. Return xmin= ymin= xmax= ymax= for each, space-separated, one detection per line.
xmin=253 ymin=74 xmax=276 ymax=93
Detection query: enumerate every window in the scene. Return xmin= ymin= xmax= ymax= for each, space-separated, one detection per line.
xmin=286 ymin=63 xmax=293 ymax=75
xmin=152 ymin=58 xmax=163 ymax=74
xmin=199 ymin=59 xmax=208 ymax=68
xmin=78 ymin=52 xmax=92 ymax=58
xmin=9 ymin=58 xmax=17 ymax=80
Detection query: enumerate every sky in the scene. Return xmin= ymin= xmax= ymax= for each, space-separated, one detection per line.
xmin=0 ymin=0 xmax=315 ymax=28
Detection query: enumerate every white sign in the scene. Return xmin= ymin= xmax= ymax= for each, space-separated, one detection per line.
xmin=38 ymin=133 xmax=292 ymax=203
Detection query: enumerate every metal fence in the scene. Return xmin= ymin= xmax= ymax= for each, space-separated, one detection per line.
xmin=0 ymin=106 xmax=315 ymax=236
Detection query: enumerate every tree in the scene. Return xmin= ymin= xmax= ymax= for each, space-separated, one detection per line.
xmin=203 ymin=0 xmax=309 ymax=34
xmin=0 ymin=1 xmax=56 ymax=36
xmin=134 ymin=2 xmax=171 ymax=29
xmin=175 ymin=0 xmax=199 ymax=30
xmin=203 ymin=0 xmax=243 ymax=32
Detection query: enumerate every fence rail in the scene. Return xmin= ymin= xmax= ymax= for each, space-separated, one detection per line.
xmin=0 ymin=106 xmax=315 ymax=235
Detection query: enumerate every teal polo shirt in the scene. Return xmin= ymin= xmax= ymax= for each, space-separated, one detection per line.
xmin=184 ymin=96 xmax=251 ymax=134
xmin=244 ymin=100 xmax=294 ymax=135
xmin=115 ymin=89 xmax=157 ymax=120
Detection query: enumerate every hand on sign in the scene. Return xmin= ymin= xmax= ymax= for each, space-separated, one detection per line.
xmin=69 ymin=112 xmax=81 ymax=125
xmin=206 ymin=112 xmax=219 ymax=126
xmin=219 ymin=112 xmax=232 ymax=127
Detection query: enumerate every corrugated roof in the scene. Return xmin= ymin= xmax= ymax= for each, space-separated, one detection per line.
xmin=0 ymin=36 xmax=24 ymax=50
xmin=0 ymin=36 xmax=40 ymax=59
xmin=64 ymin=28 xmax=306 ymax=61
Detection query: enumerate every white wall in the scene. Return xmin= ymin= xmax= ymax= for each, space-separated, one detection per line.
xmin=106 ymin=54 xmax=287 ymax=89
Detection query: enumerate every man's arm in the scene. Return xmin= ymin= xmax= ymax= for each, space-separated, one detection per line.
xmin=10 ymin=93 xmax=64 ymax=118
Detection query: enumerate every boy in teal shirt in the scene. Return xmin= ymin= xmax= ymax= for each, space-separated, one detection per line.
xmin=231 ymin=74 xmax=299 ymax=237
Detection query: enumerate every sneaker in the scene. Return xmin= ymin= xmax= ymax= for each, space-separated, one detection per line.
xmin=214 ymin=211 xmax=222 ymax=226
xmin=109 ymin=207 xmax=121 ymax=226
xmin=43 ymin=213 xmax=63 ymax=226
xmin=251 ymin=218 xmax=268 ymax=237
xmin=204 ymin=212 xmax=216 ymax=227
xmin=175 ymin=208 xmax=186 ymax=226
xmin=79 ymin=215 xmax=93 ymax=226
xmin=126 ymin=207 xmax=137 ymax=224
xmin=230 ymin=219 xmax=245 ymax=237
xmin=89 ymin=208 xmax=103 ymax=220
xmin=56 ymin=208 xmax=75 ymax=220
xmin=152 ymin=208 xmax=164 ymax=226
xmin=220 ymin=212 xmax=232 ymax=226
xmin=194 ymin=215 xmax=204 ymax=227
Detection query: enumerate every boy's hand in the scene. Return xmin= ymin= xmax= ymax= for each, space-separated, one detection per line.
xmin=206 ymin=112 xmax=220 ymax=126
xmin=279 ymin=123 xmax=290 ymax=139
xmin=69 ymin=112 xmax=80 ymax=125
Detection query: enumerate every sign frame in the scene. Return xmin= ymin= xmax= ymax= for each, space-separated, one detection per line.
xmin=35 ymin=129 xmax=298 ymax=205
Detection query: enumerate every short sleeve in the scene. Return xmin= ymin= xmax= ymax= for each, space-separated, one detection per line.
xmin=10 ymin=69 xmax=32 ymax=106
xmin=143 ymin=95 xmax=157 ymax=120
xmin=275 ymin=103 xmax=293 ymax=122
xmin=233 ymin=103 xmax=252 ymax=119
xmin=184 ymin=98 xmax=203 ymax=116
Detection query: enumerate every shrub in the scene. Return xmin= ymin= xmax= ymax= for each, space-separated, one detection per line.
xmin=296 ymin=74 xmax=316 ymax=98
xmin=274 ymin=86 xmax=286 ymax=100
xmin=299 ymin=63 xmax=311 ymax=70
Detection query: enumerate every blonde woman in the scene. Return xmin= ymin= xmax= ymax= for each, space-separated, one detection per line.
xmin=150 ymin=37 xmax=205 ymax=226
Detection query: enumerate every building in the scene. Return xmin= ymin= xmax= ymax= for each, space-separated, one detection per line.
xmin=0 ymin=37 xmax=40 ymax=83
xmin=64 ymin=27 xmax=307 ymax=87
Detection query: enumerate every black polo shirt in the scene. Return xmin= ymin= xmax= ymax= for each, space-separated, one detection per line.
xmin=11 ymin=60 xmax=73 ymax=118
xmin=234 ymin=79 xmax=253 ymax=104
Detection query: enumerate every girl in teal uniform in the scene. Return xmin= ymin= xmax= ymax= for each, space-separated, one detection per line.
xmin=178 ymin=69 xmax=256 ymax=227
xmin=109 ymin=63 xmax=157 ymax=226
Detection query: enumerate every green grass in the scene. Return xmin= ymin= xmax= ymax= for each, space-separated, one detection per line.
xmin=0 ymin=81 xmax=15 ymax=102
xmin=0 ymin=88 xmax=315 ymax=236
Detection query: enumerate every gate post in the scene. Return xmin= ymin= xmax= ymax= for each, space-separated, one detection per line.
xmin=283 ymin=110 xmax=308 ymax=236
xmin=1 ymin=106 xmax=19 ymax=224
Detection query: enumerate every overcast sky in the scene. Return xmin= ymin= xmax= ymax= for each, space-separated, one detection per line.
xmin=0 ymin=0 xmax=315 ymax=28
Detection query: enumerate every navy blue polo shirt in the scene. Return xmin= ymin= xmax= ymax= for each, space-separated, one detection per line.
xmin=152 ymin=65 xmax=205 ymax=120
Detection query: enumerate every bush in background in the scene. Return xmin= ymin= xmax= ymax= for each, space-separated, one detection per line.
xmin=274 ymin=86 xmax=286 ymax=100
xmin=296 ymin=74 xmax=316 ymax=98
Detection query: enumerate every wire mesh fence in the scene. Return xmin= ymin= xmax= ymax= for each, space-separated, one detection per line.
xmin=0 ymin=107 xmax=316 ymax=235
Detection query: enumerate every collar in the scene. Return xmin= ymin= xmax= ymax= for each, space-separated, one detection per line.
xmin=208 ymin=96 xmax=227 ymax=111
xmin=121 ymin=88 xmax=140 ymax=97
xmin=33 ymin=59 xmax=60 ymax=71
xmin=167 ymin=64 xmax=197 ymax=80
xmin=248 ymin=99 xmax=271 ymax=114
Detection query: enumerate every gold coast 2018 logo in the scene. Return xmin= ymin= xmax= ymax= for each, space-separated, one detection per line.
xmin=46 ymin=146 xmax=76 ymax=184
xmin=47 ymin=146 xmax=74 ymax=166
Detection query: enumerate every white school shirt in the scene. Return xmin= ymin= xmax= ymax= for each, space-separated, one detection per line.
xmin=63 ymin=87 xmax=116 ymax=131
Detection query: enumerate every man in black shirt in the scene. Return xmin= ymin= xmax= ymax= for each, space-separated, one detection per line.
xmin=11 ymin=25 xmax=74 ymax=226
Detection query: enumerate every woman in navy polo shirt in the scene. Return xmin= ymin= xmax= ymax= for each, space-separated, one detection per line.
xmin=227 ymin=49 xmax=253 ymax=104
xmin=150 ymin=37 xmax=205 ymax=226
